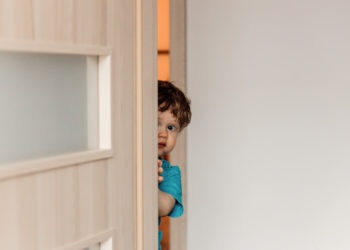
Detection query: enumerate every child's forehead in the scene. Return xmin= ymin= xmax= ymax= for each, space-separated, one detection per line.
xmin=158 ymin=109 xmax=179 ymax=123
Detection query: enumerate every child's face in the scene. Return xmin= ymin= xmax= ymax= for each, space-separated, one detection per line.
xmin=158 ymin=109 xmax=180 ymax=157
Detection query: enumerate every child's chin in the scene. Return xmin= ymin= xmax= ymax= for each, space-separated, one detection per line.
xmin=158 ymin=150 xmax=166 ymax=157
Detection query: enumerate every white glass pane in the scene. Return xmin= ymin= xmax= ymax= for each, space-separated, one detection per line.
xmin=0 ymin=52 xmax=98 ymax=164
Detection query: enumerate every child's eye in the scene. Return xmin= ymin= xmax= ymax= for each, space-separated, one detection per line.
xmin=167 ymin=125 xmax=176 ymax=131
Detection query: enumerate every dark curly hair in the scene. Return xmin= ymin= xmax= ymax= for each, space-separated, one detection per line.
xmin=158 ymin=80 xmax=191 ymax=130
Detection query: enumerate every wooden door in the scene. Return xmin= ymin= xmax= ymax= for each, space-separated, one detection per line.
xmin=0 ymin=1 xmax=157 ymax=250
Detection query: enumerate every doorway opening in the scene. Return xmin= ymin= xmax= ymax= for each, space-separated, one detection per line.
xmin=158 ymin=0 xmax=171 ymax=249
xmin=158 ymin=0 xmax=187 ymax=249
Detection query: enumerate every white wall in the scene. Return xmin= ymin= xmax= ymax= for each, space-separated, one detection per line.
xmin=187 ymin=1 xmax=350 ymax=249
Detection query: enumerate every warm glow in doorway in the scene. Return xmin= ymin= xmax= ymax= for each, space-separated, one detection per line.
xmin=158 ymin=0 xmax=169 ymax=82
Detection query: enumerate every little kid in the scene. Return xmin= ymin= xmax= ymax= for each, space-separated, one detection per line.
xmin=157 ymin=80 xmax=191 ymax=250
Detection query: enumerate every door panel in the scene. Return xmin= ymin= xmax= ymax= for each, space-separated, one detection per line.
xmin=0 ymin=0 xmax=107 ymax=46
xmin=0 ymin=161 xmax=109 ymax=249
xmin=0 ymin=0 xmax=158 ymax=249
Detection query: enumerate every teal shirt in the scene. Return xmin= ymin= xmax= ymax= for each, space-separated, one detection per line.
xmin=158 ymin=159 xmax=184 ymax=250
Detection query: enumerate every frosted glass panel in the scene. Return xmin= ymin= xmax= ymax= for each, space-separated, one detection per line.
xmin=0 ymin=52 xmax=98 ymax=164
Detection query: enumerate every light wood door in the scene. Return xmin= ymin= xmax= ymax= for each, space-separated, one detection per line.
xmin=0 ymin=1 xmax=157 ymax=250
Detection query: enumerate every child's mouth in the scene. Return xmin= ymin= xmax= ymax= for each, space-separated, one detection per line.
xmin=158 ymin=143 xmax=166 ymax=148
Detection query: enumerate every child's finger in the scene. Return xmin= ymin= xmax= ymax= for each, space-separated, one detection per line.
xmin=158 ymin=160 xmax=164 ymax=183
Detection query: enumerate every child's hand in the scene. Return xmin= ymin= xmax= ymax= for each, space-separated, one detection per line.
xmin=158 ymin=159 xmax=164 ymax=183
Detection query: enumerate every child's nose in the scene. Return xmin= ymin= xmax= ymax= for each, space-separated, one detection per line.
xmin=158 ymin=128 xmax=168 ymax=138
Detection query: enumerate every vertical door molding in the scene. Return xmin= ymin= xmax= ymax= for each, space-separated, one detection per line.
xmin=109 ymin=0 xmax=158 ymax=249
xmin=170 ymin=0 xmax=187 ymax=249
xmin=136 ymin=0 xmax=158 ymax=250
xmin=109 ymin=0 xmax=137 ymax=249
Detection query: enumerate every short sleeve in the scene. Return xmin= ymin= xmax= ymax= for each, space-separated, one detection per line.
xmin=158 ymin=160 xmax=184 ymax=218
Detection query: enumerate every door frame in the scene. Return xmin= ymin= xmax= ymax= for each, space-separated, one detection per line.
xmin=169 ymin=0 xmax=188 ymax=249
